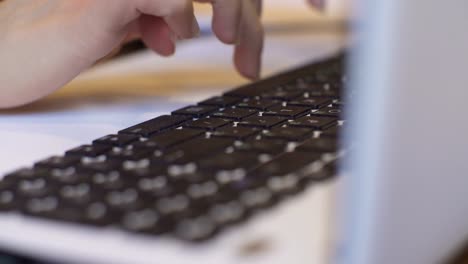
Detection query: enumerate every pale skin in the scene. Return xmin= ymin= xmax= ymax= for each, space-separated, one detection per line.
xmin=0 ymin=0 xmax=323 ymax=109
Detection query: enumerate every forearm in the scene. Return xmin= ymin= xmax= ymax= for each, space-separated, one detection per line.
xmin=0 ymin=1 xmax=114 ymax=108
xmin=0 ymin=30 xmax=93 ymax=108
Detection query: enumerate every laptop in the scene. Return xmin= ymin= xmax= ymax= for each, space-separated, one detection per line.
xmin=1 ymin=0 xmax=468 ymax=263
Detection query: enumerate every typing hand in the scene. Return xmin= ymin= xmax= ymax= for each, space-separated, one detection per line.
xmin=0 ymin=0 xmax=263 ymax=108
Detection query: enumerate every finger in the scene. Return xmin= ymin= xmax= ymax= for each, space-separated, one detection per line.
xmin=136 ymin=0 xmax=199 ymax=39
xmin=308 ymin=0 xmax=325 ymax=11
xmin=234 ymin=0 xmax=264 ymax=79
xmin=194 ymin=0 xmax=242 ymax=44
xmin=124 ymin=21 xmax=141 ymax=43
xmin=100 ymin=21 xmax=140 ymax=62
xmin=139 ymin=15 xmax=175 ymax=56
xmin=251 ymin=0 xmax=262 ymax=16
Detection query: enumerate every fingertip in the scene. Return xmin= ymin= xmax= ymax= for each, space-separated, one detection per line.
xmin=210 ymin=0 xmax=243 ymax=45
xmin=156 ymin=41 xmax=176 ymax=57
xmin=309 ymin=0 xmax=326 ymax=11
xmin=217 ymin=32 xmax=235 ymax=45
xmin=139 ymin=15 xmax=177 ymax=57
xmin=234 ymin=49 xmax=261 ymax=81
xmin=212 ymin=20 xmax=241 ymax=45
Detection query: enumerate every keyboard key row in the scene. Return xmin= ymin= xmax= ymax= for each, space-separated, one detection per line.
xmin=0 ymin=53 xmax=345 ymax=242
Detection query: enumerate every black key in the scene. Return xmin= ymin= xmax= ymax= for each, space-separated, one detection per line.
xmin=260 ymin=90 xmax=303 ymax=101
xmin=15 ymin=177 xmax=56 ymax=198
xmin=288 ymin=98 xmax=331 ymax=109
xmin=215 ymin=179 xmax=247 ymax=197
xmin=199 ymin=96 xmax=242 ymax=107
xmin=310 ymin=107 xmax=343 ymax=118
xmin=171 ymin=171 xmax=213 ymax=185
xmin=119 ymin=115 xmax=190 ymax=137
xmin=212 ymin=126 xmax=260 ymax=140
xmin=41 ymin=202 xmax=92 ymax=223
xmin=238 ymin=116 xmax=287 ymax=129
xmin=47 ymin=168 xmax=87 ymax=184
xmin=3 ymin=167 xmax=46 ymax=181
xmin=105 ymin=188 xmax=144 ymax=211
xmin=307 ymin=89 xmax=340 ymax=98
xmin=236 ymin=98 xmax=279 ymax=110
xmin=263 ymin=126 xmax=313 ymax=141
xmin=172 ymin=105 xmax=218 ymax=118
xmin=161 ymin=138 xmax=234 ymax=164
xmin=120 ymin=208 xmax=163 ymax=233
xmin=224 ymin=81 xmax=278 ymax=98
xmin=263 ymin=105 xmax=310 ymax=118
xmin=108 ymin=147 xmax=153 ymax=161
xmin=24 ymin=197 xmax=106 ymax=224
xmin=82 ymin=202 xmax=121 ymax=226
xmin=156 ymin=194 xmax=193 ymax=219
xmin=198 ymin=152 xmax=260 ymax=171
xmin=175 ymin=216 xmax=218 ymax=241
xmin=93 ymin=134 xmax=139 ymax=147
xmin=295 ymin=138 xmax=338 ymax=152
xmin=35 ymin=156 xmax=81 ymax=169
xmin=66 ymin=145 xmax=111 ymax=157
xmin=22 ymin=196 xmax=60 ymax=217
xmin=298 ymin=77 xmax=330 ymax=87
xmin=288 ymin=116 xmax=337 ymax=130
xmin=283 ymin=80 xmax=323 ymax=92
xmin=249 ymin=152 xmax=321 ymax=178
xmin=266 ymin=173 xmax=304 ymax=196
xmin=136 ymin=176 xmax=175 ymax=198
xmin=123 ymin=163 xmax=167 ymax=180
xmin=58 ymin=183 xmax=95 ymax=206
xmin=210 ymin=108 xmax=257 ymax=120
xmin=298 ymin=159 xmax=339 ymax=184
xmin=0 ymin=178 xmax=13 ymax=189
xmin=239 ymin=187 xmax=277 ymax=210
xmin=78 ymin=160 xmax=122 ymax=173
xmin=208 ymin=201 xmax=247 ymax=226
xmin=236 ymin=138 xmax=287 ymax=155
xmin=314 ymin=71 xmax=341 ymax=84
xmin=185 ymin=181 xmax=222 ymax=204
xmin=91 ymin=171 xmax=130 ymax=190
xmin=332 ymin=99 xmax=345 ymax=107
xmin=322 ymin=161 xmax=338 ymax=178
xmin=135 ymin=129 xmax=203 ymax=150
xmin=0 ymin=189 xmax=16 ymax=211
xmin=320 ymin=125 xmax=341 ymax=138
xmin=184 ymin=118 xmax=231 ymax=131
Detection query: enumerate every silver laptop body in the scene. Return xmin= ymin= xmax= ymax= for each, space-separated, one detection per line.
xmin=342 ymin=0 xmax=468 ymax=263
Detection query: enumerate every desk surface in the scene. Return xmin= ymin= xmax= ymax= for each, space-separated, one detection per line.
xmin=0 ymin=0 xmax=346 ymax=175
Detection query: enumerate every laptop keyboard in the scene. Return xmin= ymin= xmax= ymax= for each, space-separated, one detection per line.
xmin=0 ymin=53 xmax=345 ymax=242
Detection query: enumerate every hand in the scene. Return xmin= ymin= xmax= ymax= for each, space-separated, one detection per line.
xmin=0 ymin=0 xmax=263 ymax=108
